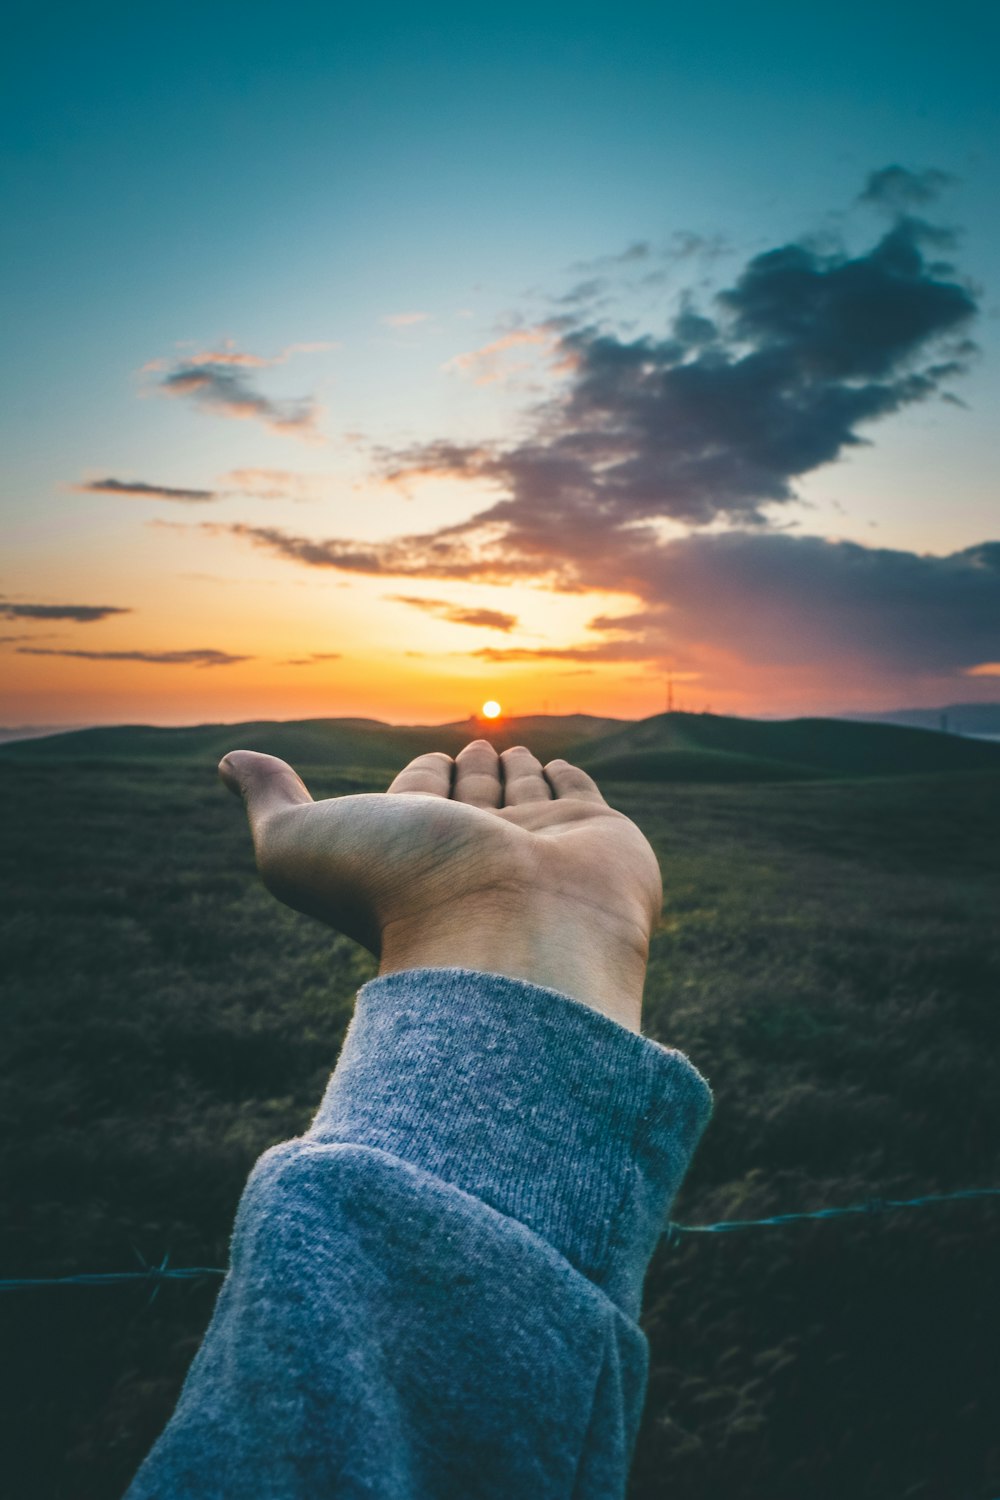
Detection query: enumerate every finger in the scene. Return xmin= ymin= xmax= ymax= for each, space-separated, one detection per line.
xmin=500 ymin=745 xmax=551 ymax=805
xmin=453 ymin=739 xmax=502 ymax=807
xmin=543 ymin=758 xmax=607 ymax=805
xmin=218 ymin=750 xmax=314 ymax=832
xmin=387 ymin=751 xmax=454 ymax=798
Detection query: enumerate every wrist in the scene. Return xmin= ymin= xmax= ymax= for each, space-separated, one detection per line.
xmin=377 ymin=899 xmax=649 ymax=1032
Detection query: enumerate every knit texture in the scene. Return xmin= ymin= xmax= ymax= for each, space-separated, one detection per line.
xmin=126 ymin=968 xmax=712 ymax=1499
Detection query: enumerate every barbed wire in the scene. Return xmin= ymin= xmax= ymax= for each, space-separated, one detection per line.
xmin=1 ymin=1187 xmax=997 ymax=1292
xmin=661 ymin=1186 xmax=1000 ymax=1245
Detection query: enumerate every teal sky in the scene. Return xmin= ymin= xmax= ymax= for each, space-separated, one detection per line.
xmin=2 ymin=1 xmax=998 ymax=725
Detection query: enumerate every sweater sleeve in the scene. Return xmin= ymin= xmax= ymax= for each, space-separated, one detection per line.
xmin=124 ymin=968 xmax=712 ymax=1500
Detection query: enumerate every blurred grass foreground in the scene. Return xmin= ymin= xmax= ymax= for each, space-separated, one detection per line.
xmin=1 ymin=712 xmax=999 ymax=1500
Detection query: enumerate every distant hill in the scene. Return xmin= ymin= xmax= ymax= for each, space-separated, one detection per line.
xmin=574 ymin=711 xmax=1000 ymax=781
xmin=842 ymin=701 xmax=1000 ymax=738
xmin=3 ymin=709 xmax=1000 ymax=782
xmin=0 ymin=713 xmax=624 ymax=773
xmin=0 ymin=724 xmax=89 ymax=744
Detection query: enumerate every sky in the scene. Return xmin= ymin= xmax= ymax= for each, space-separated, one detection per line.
xmin=2 ymin=0 xmax=999 ymax=727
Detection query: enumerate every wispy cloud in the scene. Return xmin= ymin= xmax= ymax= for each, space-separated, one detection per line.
xmin=858 ymin=164 xmax=957 ymax=211
xmin=155 ymin=365 xmax=321 ymax=440
xmin=141 ymin=339 xmax=337 ymax=373
xmin=219 ymin=468 xmax=332 ymax=501
xmin=75 ymin=477 xmax=217 ymax=502
xmin=16 ymin=647 xmax=251 ymax=667
xmin=81 ymin=469 xmax=336 ymax=504
xmin=386 ymin=595 xmax=517 ymax=631
xmin=443 ymin=327 xmax=559 ymax=385
xmin=143 ymin=340 xmax=331 ymax=441
xmin=203 ymin=519 xmax=544 ymax=583
xmin=469 ymin=639 xmax=652 ymax=663
xmin=281 ymin=651 xmax=343 ymax=666
xmin=1 ymin=602 xmax=131 ymax=622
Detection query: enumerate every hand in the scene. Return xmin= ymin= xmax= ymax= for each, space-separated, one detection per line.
xmin=219 ymin=740 xmax=662 ymax=1031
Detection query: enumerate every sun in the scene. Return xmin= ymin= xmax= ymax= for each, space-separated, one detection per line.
xmin=481 ymin=700 xmax=502 ymax=719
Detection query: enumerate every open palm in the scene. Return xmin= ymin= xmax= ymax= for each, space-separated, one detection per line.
xmin=220 ymin=739 xmax=662 ymax=1029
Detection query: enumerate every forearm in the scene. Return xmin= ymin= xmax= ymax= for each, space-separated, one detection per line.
xmin=126 ymin=969 xmax=712 ymax=1499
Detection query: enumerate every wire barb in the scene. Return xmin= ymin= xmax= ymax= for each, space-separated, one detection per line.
xmin=1 ymin=1188 xmax=998 ymax=1287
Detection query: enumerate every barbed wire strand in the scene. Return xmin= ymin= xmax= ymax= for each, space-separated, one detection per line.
xmin=661 ymin=1186 xmax=1000 ymax=1246
xmin=1 ymin=1187 xmax=997 ymax=1291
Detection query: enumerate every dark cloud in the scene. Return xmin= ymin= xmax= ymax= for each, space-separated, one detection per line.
xmin=17 ymin=647 xmax=251 ymax=667
xmin=602 ymin=532 xmax=1000 ymax=676
xmin=76 ymin=477 xmax=217 ymax=502
xmin=209 ymin=521 xmax=545 ymax=583
xmin=202 ymin=174 xmax=989 ymax=700
xmin=453 ymin=532 xmax=1000 ymax=690
xmin=378 ymin=208 xmax=976 ymax=538
xmin=859 ymin=165 xmax=956 ymax=211
xmin=152 ymin=360 xmax=320 ymax=440
xmin=387 ymin=595 xmax=517 ymax=631
xmin=1 ymin=603 xmax=131 ymax=622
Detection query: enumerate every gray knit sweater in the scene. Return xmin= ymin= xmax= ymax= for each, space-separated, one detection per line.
xmin=125 ymin=968 xmax=712 ymax=1498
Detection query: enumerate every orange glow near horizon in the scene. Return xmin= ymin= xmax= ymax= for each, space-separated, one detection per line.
xmin=3 ymin=531 xmax=996 ymax=728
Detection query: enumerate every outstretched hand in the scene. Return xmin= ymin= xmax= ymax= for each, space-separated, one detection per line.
xmin=220 ymin=740 xmax=661 ymax=1030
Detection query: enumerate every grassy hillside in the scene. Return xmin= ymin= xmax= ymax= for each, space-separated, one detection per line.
xmin=577 ymin=710 xmax=1000 ymax=780
xmin=2 ymin=745 xmax=999 ymax=1499
xmin=4 ymin=709 xmax=998 ymax=785
xmin=0 ymin=713 xmax=624 ymax=772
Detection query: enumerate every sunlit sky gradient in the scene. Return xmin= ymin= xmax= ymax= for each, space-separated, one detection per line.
xmin=3 ymin=1 xmax=998 ymax=726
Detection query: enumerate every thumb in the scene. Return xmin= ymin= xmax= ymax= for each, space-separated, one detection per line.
xmin=218 ymin=750 xmax=314 ymax=832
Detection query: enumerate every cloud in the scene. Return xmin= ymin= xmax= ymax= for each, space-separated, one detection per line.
xmin=218 ymin=468 xmax=332 ymax=501
xmin=443 ymin=327 xmax=559 ymax=386
xmin=381 ymin=312 xmax=430 ymax=328
xmin=441 ymin=532 xmax=1000 ymax=706
xmin=76 ymin=477 xmax=217 ymax=502
xmin=144 ymin=342 xmax=330 ymax=441
xmin=380 ymin=208 xmax=977 ymax=542
xmin=858 ymin=165 xmax=956 ymax=211
xmin=386 ymin=595 xmax=517 ymax=631
xmin=197 ymin=174 xmax=993 ymax=703
xmin=469 ymin=639 xmax=653 ymax=663
xmin=1 ymin=602 xmax=131 ymax=622
xmin=206 ymin=519 xmax=547 ymax=583
xmin=17 ymin=647 xmax=251 ymax=667
xmin=212 ymin=517 xmax=1000 ymax=692
xmin=281 ymin=651 xmax=343 ymax=666
xmin=600 ymin=532 xmax=1000 ymax=677
xmin=141 ymin=340 xmax=337 ymax=372
xmin=569 ymin=241 xmax=651 ymax=274
xmin=155 ymin=364 xmax=321 ymax=439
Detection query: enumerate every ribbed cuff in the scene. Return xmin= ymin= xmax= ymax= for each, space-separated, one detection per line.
xmin=308 ymin=968 xmax=712 ymax=1318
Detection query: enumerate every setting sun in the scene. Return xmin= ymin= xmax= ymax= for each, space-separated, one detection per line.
xmin=481 ymin=700 xmax=502 ymax=719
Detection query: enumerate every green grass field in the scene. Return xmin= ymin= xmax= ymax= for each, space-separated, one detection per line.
xmin=2 ymin=718 xmax=999 ymax=1499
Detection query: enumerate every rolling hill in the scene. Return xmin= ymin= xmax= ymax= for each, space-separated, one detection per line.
xmin=575 ymin=711 xmax=1000 ymax=781
xmin=3 ymin=709 xmax=1000 ymax=781
xmin=0 ymin=713 xmax=624 ymax=773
